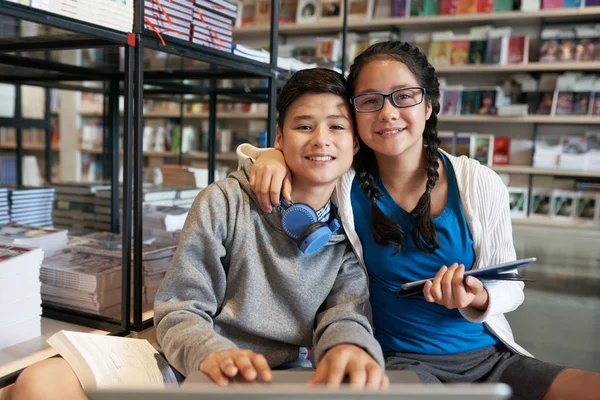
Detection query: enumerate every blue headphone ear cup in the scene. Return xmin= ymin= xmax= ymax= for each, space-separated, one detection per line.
xmin=298 ymin=222 xmax=331 ymax=255
xmin=281 ymin=204 xmax=318 ymax=240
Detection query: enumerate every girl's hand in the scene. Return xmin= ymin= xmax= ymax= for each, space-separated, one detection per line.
xmin=249 ymin=149 xmax=292 ymax=213
xmin=423 ymin=263 xmax=489 ymax=310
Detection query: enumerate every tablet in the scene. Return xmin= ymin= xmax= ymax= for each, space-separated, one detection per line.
xmin=395 ymin=257 xmax=536 ymax=298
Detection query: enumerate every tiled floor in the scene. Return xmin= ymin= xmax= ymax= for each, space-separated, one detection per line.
xmin=507 ymin=225 xmax=600 ymax=372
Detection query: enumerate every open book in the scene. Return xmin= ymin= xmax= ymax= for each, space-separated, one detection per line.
xmin=47 ymin=331 xmax=178 ymax=390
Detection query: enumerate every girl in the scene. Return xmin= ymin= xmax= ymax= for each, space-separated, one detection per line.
xmin=239 ymin=41 xmax=600 ymax=399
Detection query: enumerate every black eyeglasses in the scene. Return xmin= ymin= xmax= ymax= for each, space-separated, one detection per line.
xmin=350 ymin=87 xmax=427 ymax=113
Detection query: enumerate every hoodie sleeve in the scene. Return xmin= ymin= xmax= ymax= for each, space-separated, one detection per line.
xmin=236 ymin=143 xmax=273 ymax=169
xmin=459 ymin=169 xmax=525 ymax=323
xmin=154 ymin=185 xmax=238 ymax=376
xmin=312 ymin=245 xmax=385 ymax=369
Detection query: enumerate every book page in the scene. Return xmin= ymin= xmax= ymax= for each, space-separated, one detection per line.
xmin=49 ymin=331 xmax=177 ymax=389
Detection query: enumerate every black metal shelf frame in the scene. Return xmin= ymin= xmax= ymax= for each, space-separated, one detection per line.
xmin=0 ymin=0 xmax=285 ymax=357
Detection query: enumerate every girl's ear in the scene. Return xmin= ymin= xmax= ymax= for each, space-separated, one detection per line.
xmin=425 ymin=100 xmax=433 ymax=121
xmin=274 ymin=126 xmax=283 ymax=151
xmin=353 ymin=135 xmax=360 ymax=156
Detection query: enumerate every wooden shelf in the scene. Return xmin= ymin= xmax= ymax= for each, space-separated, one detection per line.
xmin=79 ymin=148 xmax=238 ymax=161
xmin=439 ymin=115 xmax=600 ymax=124
xmin=233 ymin=7 xmax=600 ymax=36
xmin=0 ymin=144 xmax=59 ymax=151
xmin=512 ymin=217 xmax=600 ymax=232
xmin=493 ymin=165 xmax=600 ymax=178
xmin=78 ymin=110 xmax=268 ymax=119
xmin=435 ymin=61 xmax=600 ymax=74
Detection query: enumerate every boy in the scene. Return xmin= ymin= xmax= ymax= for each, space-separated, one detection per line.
xmin=154 ymin=68 xmax=386 ymax=388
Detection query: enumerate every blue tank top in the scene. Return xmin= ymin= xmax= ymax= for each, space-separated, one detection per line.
xmin=351 ymin=153 xmax=499 ymax=355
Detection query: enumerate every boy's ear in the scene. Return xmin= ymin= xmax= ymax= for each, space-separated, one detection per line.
xmin=274 ymin=126 xmax=283 ymax=151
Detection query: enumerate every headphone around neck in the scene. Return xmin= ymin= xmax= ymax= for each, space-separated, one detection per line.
xmin=280 ymin=203 xmax=341 ymax=255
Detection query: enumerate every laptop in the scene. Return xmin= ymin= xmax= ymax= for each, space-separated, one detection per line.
xmin=87 ymin=370 xmax=512 ymax=400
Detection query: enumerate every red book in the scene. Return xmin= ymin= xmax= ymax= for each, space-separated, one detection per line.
xmin=476 ymin=0 xmax=494 ymax=12
xmin=492 ymin=137 xmax=511 ymax=166
xmin=507 ymin=36 xmax=529 ymax=64
xmin=440 ymin=0 xmax=458 ymax=14
xmin=457 ymin=0 xmax=475 ymax=13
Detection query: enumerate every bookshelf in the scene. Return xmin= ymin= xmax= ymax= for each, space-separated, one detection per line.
xmin=512 ymin=217 xmax=600 ymax=232
xmin=435 ymin=61 xmax=600 ymax=74
xmin=233 ymin=6 xmax=600 ymax=36
xmin=79 ymin=147 xmax=238 ymax=161
xmin=439 ymin=115 xmax=600 ymax=124
xmin=78 ymin=110 xmax=269 ymax=120
xmin=493 ymin=165 xmax=600 ymax=179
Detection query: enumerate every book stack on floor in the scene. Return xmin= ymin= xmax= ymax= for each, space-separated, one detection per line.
xmin=0 ymin=224 xmax=68 ymax=257
xmin=192 ymin=0 xmax=237 ymax=52
xmin=52 ymin=182 xmax=111 ymax=232
xmin=40 ymin=251 xmax=123 ymax=317
xmin=70 ymin=233 xmax=177 ymax=308
xmin=0 ymin=188 xmax=9 ymax=224
xmin=173 ymin=187 xmax=201 ymax=208
xmin=143 ymin=205 xmax=189 ymax=247
xmin=9 ymin=187 xmax=55 ymax=227
xmin=0 ymin=244 xmax=44 ymax=350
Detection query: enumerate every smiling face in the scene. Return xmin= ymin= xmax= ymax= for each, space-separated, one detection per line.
xmin=352 ymin=59 xmax=432 ymax=160
xmin=275 ymin=92 xmax=358 ymax=189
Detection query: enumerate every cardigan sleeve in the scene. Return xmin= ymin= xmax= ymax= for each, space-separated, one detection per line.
xmin=459 ymin=168 xmax=525 ymax=323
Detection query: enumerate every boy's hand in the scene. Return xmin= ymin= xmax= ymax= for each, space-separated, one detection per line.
xmin=199 ymin=349 xmax=272 ymax=386
xmin=308 ymin=344 xmax=388 ymax=389
xmin=423 ymin=263 xmax=489 ymax=310
xmin=249 ymin=149 xmax=292 ymax=213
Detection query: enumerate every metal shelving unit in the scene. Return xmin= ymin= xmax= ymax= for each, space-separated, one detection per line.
xmin=0 ymin=0 xmax=284 ymax=387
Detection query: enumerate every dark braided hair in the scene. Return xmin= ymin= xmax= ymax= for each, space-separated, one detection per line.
xmin=347 ymin=41 xmax=441 ymax=253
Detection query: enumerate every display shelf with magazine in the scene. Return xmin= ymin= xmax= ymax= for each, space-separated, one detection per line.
xmin=439 ymin=115 xmax=600 ymax=124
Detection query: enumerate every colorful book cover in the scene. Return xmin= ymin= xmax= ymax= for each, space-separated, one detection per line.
xmin=576 ymin=195 xmax=597 ymax=222
xmin=441 ymin=90 xmax=462 ymax=115
xmin=456 ymin=0 xmax=475 ymax=13
xmin=493 ymin=0 xmax=513 ymax=11
xmin=485 ymin=37 xmax=504 ymax=64
xmin=492 ymin=136 xmax=511 ymax=166
xmin=555 ymin=92 xmax=574 ymax=115
xmin=593 ymin=93 xmax=600 ymax=115
xmin=558 ymin=40 xmax=576 ymax=62
xmin=410 ymin=0 xmax=426 ymax=15
xmin=468 ymin=40 xmax=487 ymax=64
xmin=584 ymin=0 xmax=600 ymax=5
xmin=536 ymin=92 xmax=554 ymax=115
xmin=424 ymin=0 xmax=440 ymax=15
xmin=542 ymin=0 xmax=563 ymax=7
xmin=391 ymin=0 xmax=408 ymax=16
xmin=439 ymin=0 xmax=458 ymax=14
xmin=563 ymin=0 xmax=581 ymax=7
xmin=572 ymin=93 xmax=591 ymax=115
xmin=530 ymin=190 xmax=552 ymax=216
xmin=455 ymin=134 xmax=470 ymax=157
xmin=577 ymin=39 xmax=595 ymax=62
xmin=507 ymin=36 xmax=528 ymax=64
xmin=461 ymin=91 xmax=480 ymax=115
xmin=508 ymin=188 xmax=528 ymax=217
xmin=476 ymin=0 xmax=494 ymax=12
xmin=469 ymin=134 xmax=494 ymax=166
xmin=539 ymin=39 xmax=560 ymax=63
xmin=428 ymin=41 xmax=450 ymax=66
xmin=450 ymin=40 xmax=471 ymax=65
xmin=478 ymin=90 xmax=497 ymax=115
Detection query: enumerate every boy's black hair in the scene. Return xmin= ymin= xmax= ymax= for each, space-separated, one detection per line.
xmin=277 ymin=68 xmax=352 ymax=131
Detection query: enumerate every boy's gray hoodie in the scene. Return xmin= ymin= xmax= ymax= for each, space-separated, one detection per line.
xmin=154 ymin=160 xmax=384 ymax=376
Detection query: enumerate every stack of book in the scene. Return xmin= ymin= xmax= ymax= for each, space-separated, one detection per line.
xmin=143 ymin=205 xmax=189 ymax=244
xmin=40 ymin=251 xmax=123 ymax=317
xmin=0 ymin=188 xmax=8 ymax=224
xmin=0 ymin=244 xmax=44 ymax=350
xmin=192 ymin=0 xmax=237 ymax=52
xmin=160 ymin=165 xmax=210 ymax=188
xmin=9 ymin=188 xmax=56 ymax=227
xmin=70 ymin=233 xmax=177 ymax=307
xmin=0 ymin=224 xmax=69 ymax=257
xmin=31 ymin=0 xmax=133 ymax=32
xmin=52 ymin=182 xmax=111 ymax=232
xmin=144 ymin=0 xmax=194 ymax=42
